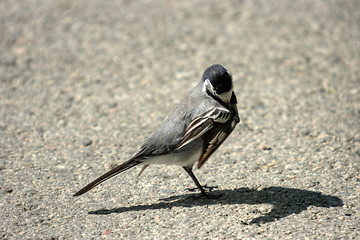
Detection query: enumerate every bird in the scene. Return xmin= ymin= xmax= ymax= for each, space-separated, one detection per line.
xmin=74 ymin=64 xmax=240 ymax=198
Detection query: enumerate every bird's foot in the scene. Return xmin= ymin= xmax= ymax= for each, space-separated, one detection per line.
xmin=186 ymin=185 xmax=218 ymax=192
xmin=186 ymin=185 xmax=223 ymax=199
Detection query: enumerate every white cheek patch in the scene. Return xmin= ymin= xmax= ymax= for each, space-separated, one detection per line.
xmin=203 ymin=79 xmax=214 ymax=94
xmin=217 ymin=89 xmax=233 ymax=103
xmin=204 ymin=78 xmax=233 ymax=103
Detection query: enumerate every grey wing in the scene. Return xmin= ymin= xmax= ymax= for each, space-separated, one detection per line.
xmin=197 ymin=119 xmax=237 ymax=168
xmin=176 ymin=107 xmax=233 ymax=150
xmin=176 ymin=107 xmax=238 ymax=168
xmin=177 ymin=108 xmax=235 ymax=149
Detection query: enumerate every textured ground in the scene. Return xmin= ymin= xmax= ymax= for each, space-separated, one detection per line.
xmin=1 ymin=0 xmax=359 ymax=239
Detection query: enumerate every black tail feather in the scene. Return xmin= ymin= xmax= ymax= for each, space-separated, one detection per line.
xmin=74 ymin=158 xmax=140 ymax=197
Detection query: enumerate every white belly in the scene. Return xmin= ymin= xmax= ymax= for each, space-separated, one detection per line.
xmin=142 ymin=143 xmax=203 ymax=167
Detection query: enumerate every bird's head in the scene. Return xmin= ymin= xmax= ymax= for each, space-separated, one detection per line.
xmin=202 ymin=64 xmax=234 ymax=104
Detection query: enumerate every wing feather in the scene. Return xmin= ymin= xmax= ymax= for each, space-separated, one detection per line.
xmin=197 ymin=120 xmax=236 ymax=168
xmin=176 ymin=108 xmax=232 ymax=150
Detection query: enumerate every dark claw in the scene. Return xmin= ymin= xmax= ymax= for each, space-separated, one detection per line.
xmin=186 ymin=185 xmax=218 ymax=192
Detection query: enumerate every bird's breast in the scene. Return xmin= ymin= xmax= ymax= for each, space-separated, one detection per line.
xmin=143 ymin=139 xmax=203 ymax=168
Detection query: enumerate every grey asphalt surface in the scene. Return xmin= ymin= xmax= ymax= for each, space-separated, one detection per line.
xmin=1 ymin=0 xmax=359 ymax=239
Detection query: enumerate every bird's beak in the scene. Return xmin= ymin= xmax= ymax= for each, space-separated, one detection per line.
xmin=230 ymin=92 xmax=240 ymax=123
xmin=232 ymin=104 xmax=240 ymax=123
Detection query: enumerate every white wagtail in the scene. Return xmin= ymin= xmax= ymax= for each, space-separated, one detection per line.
xmin=74 ymin=64 xmax=240 ymax=198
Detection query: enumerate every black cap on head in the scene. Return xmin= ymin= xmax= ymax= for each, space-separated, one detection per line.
xmin=202 ymin=64 xmax=232 ymax=94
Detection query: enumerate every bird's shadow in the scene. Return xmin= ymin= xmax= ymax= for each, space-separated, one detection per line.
xmin=89 ymin=187 xmax=343 ymax=224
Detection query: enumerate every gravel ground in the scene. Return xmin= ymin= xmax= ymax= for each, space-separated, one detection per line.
xmin=1 ymin=0 xmax=359 ymax=239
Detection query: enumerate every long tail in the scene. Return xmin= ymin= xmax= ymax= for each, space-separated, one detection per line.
xmin=73 ymin=158 xmax=141 ymax=196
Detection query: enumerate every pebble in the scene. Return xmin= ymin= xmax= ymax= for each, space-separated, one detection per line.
xmin=81 ymin=138 xmax=92 ymax=147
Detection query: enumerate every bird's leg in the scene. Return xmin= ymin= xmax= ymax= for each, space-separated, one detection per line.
xmin=183 ymin=166 xmax=206 ymax=195
xmin=182 ymin=166 xmax=222 ymax=199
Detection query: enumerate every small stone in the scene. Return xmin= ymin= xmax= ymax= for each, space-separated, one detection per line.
xmin=81 ymin=138 xmax=92 ymax=146
xmin=224 ymin=158 xmax=236 ymax=164
xmin=261 ymin=146 xmax=272 ymax=151
xmin=344 ymin=209 xmax=355 ymax=216
xmin=355 ymin=149 xmax=360 ymax=157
